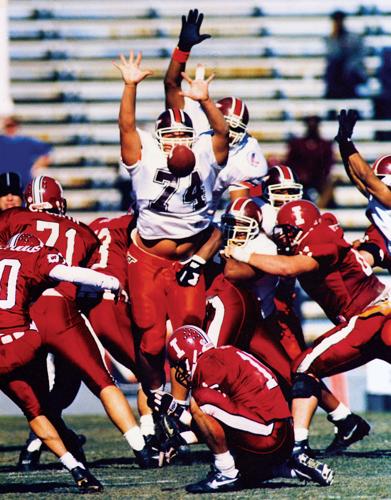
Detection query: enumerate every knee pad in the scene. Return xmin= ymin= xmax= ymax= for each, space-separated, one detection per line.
xmin=291 ymin=373 xmax=321 ymax=399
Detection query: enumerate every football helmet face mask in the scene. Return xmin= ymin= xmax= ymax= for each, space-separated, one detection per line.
xmin=155 ymin=108 xmax=195 ymax=155
xmin=262 ymin=165 xmax=303 ymax=208
xmin=167 ymin=325 xmax=214 ymax=389
xmin=216 ymin=97 xmax=249 ymax=146
xmin=7 ymin=232 xmax=43 ymax=250
xmin=221 ymin=197 xmax=263 ymax=247
xmin=371 ymin=155 xmax=391 ymax=187
xmin=273 ymin=200 xmax=321 ymax=254
xmin=24 ymin=176 xmax=66 ymax=215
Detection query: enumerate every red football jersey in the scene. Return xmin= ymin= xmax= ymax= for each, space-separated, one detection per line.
xmin=297 ymin=220 xmax=385 ymax=323
xmin=0 ymin=208 xmax=100 ymax=300
xmin=0 ymin=244 xmax=66 ymax=330
xmin=89 ymin=214 xmax=135 ymax=286
xmin=192 ymin=346 xmax=291 ymax=425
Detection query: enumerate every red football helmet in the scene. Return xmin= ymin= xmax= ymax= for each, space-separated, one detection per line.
xmin=262 ymin=165 xmax=303 ymax=208
xmin=216 ymin=97 xmax=249 ymax=146
xmin=155 ymin=108 xmax=195 ymax=155
xmin=221 ymin=197 xmax=263 ymax=246
xmin=24 ymin=176 xmax=66 ymax=215
xmin=273 ymin=200 xmax=321 ymax=254
xmin=167 ymin=325 xmax=214 ymax=389
xmin=7 ymin=232 xmax=43 ymax=249
xmin=372 ymin=155 xmax=391 ymax=186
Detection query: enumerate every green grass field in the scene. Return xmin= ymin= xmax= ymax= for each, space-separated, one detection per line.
xmin=0 ymin=412 xmax=390 ymax=499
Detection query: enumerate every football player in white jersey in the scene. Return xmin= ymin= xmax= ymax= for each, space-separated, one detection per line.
xmin=114 ymin=51 xmax=229 ymax=395
xmin=164 ymin=9 xmax=268 ymax=210
xmin=335 ymin=109 xmax=391 ymax=255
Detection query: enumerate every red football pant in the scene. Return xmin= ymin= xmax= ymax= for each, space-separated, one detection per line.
xmin=0 ymin=328 xmax=41 ymax=375
xmin=205 ymin=274 xmax=258 ymax=347
xmin=85 ymin=297 xmax=137 ymax=376
xmin=31 ymin=296 xmax=114 ymax=396
xmin=293 ymin=309 xmax=391 ymax=377
xmin=127 ymin=242 xmax=206 ymax=389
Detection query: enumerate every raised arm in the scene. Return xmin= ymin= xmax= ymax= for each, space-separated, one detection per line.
xmin=335 ymin=109 xmax=391 ymax=207
xmin=164 ymin=9 xmax=210 ymax=110
xmin=113 ymin=51 xmax=153 ymax=166
xmin=181 ymin=66 xmax=229 ymax=165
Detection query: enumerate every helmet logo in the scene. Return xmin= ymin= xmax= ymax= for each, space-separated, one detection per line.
xmin=169 ymin=337 xmax=186 ymax=359
xmin=292 ymin=205 xmax=305 ymax=226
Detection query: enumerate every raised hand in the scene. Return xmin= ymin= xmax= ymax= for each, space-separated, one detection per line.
xmin=113 ymin=51 xmax=153 ymax=85
xmin=335 ymin=109 xmax=359 ymax=143
xmin=178 ymin=9 xmax=211 ymax=51
xmin=180 ymin=64 xmax=214 ymax=102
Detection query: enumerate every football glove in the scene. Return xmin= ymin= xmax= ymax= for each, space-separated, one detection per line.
xmin=176 ymin=255 xmax=206 ymax=287
xmin=178 ymin=9 xmax=211 ymax=51
xmin=154 ymin=414 xmax=188 ymax=464
xmin=335 ymin=109 xmax=359 ymax=144
xmin=149 ymin=391 xmax=179 ymax=416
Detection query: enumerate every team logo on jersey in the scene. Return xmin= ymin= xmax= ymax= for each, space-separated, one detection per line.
xmin=247 ymin=152 xmax=263 ymax=168
xmin=127 ymin=252 xmax=138 ymax=264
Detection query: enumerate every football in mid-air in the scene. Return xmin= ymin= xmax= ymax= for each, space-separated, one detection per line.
xmin=167 ymin=145 xmax=196 ymax=178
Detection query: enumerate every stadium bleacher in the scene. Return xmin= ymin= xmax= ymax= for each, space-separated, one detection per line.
xmin=6 ymin=0 xmax=391 ymax=336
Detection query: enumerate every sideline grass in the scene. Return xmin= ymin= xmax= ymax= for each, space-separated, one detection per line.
xmin=0 ymin=412 xmax=390 ymax=499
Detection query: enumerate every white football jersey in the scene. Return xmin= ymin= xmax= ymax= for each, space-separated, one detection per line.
xmin=121 ymin=129 xmax=221 ymax=239
xmin=245 ymin=232 xmax=279 ymax=319
xmin=184 ymin=99 xmax=268 ymax=212
xmin=367 ymin=194 xmax=391 ymax=252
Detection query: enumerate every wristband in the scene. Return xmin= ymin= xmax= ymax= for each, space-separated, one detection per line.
xmin=339 ymin=139 xmax=358 ymax=159
xmin=172 ymin=47 xmax=190 ymax=63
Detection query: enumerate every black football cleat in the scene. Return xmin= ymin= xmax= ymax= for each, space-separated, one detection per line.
xmin=292 ymin=439 xmax=316 ymax=458
xmin=17 ymin=447 xmax=42 ymax=472
xmin=133 ymin=444 xmax=160 ymax=469
xmin=186 ymin=466 xmax=242 ymax=494
xmin=324 ymin=413 xmax=370 ymax=456
xmin=291 ymin=452 xmax=334 ymax=486
xmin=71 ymin=466 xmax=103 ymax=493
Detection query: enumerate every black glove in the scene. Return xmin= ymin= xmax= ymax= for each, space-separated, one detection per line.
xmin=154 ymin=414 xmax=188 ymax=463
xmin=176 ymin=255 xmax=206 ymax=287
xmin=178 ymin=9 xmax=211 ymax=51
xmin=148 ymin=391 xmax=180 ymax=416
xmin=335 ymin=109 xmax=359 ymax=144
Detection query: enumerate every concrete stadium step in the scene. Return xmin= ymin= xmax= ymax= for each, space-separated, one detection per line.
xmin=44 ymin=166 xmax=118 ymax=188
xmin=13 ymin=98 xmax=374 ymax=123
xmin=9 ymin=56 xmax=381 ymax=81
xmin=10 ymin=0 xmax=382 ymax=21
xmin=63 ymin=188 xmax=121 ymax=211
xmin=9 ymin=16 xmax=391 ymax=39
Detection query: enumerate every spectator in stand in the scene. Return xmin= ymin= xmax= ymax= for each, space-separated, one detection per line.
xmin=373 ymin=47 xmax=391 ymax=120
xmin=324 ymin=10 xmax=367 ymax=99
xmin=285 ymin=115 xmax=335 ymax=208
xmin=0 ymin=115 xmax=52 ymax=187
xmin=0 ymin=171 xmax=23 ymax=211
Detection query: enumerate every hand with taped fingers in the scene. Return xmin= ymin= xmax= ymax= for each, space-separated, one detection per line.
xmin=113 ymin=51 xmax=153 ymax=86
xmin=223 ymin=244 xmax=253 ymax=264
xmin=178 ymin=9 xmax=211 ymax=51
xmin=179 ymin=64 xmax=214 ymax=102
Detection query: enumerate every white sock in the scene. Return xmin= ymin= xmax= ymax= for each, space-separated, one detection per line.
xmin=140 ymin=414 xmax=155 ymax=436
xmin=214 ymin=451 xmax=238 ymax=479
xmin=328 ymin=403 xmax=351 ymax=422
xmin=27 ymin=437 xmax=42 ymax=453
xmin=60 ymin=452 xmax=85 ymax=471
xmin=294 ymin=427 xmax=309 ymax=442
xmin=124 ymin=426 xmax=145 ymax=451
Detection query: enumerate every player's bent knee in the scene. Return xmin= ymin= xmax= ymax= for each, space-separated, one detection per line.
xmin=291 ymin=373 xmax=321 ymax=399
